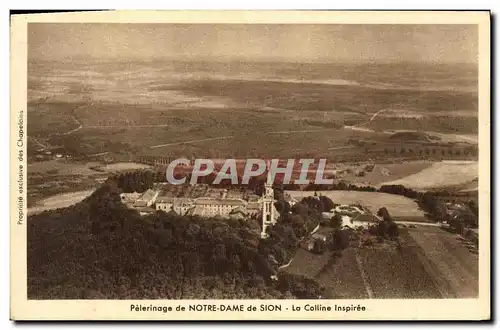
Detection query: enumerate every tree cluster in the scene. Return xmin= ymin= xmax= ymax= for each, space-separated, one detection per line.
xmin=378 ymin=184 xmax=420 ymax=199
xmin=368 ymin=207 xmax=399 ymax=239
xmin=117 ymin=170 xmax=156 ymax=193
xmin=303 ymin=182 xmax=377 ymax=192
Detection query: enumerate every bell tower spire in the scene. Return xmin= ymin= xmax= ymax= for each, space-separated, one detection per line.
xmin=260 ymin=159 xmax=276 ymax=239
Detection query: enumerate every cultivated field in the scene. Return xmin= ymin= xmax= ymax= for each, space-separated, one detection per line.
xmin=341 ymin=160 xmax=434 ymax=186
xmin=27 ymin=160 xmax=152 ymax=210
xmin=357 ymin=243 xmax=442 ymax=298
xmin=28 ymin=160 xmax=102 ymax=177
xmin=316 ymin=248 xmax=369 ymax=299
xmin=28 ymin=189 xmax=95 ymax=215
xmin=406 ymin=226 xmax=478 ymax=298
xmin=281 ymin=230 xmax=370 ymax=299
xmin=28 ymin=59 xmax=478 ymax=161
xmin=282 ymin=225 xmax=477 ymax=299
xmin=380 ymin=160 xmax=478 ymax=190
xmin=286 ymin=190 xmax=425 ymax=219
xmin=98 ymin=162 xmax=151 ymax=172
xmin=281 ymin=248 xmax=334 ymax=279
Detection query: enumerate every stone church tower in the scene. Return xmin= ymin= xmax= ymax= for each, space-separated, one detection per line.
xmin=260 ymin=161 xmax=276 ymax=239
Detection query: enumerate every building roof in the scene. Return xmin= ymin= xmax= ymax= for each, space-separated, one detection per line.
xmin=135 ymin=206 xmax=155 ymax=213
xmin=311 ymin=233 xmax=328 ymax=240
xmin=247 ymin=202 xmax=261 ymax=210
xmin=194 ymin=198 xmax=247 ymax=206
xmin=136 ymin=189 xmax=157 ymax=202
xmin=173 ymin=198 xmax=194 ymax=207
xmin=188 ymin=205 xmax=206 ymax=216
xmin=230 ymin=206 xmax=248 ymax=215
xmin=156 ymin=196 xmax=175 ymax=203
xmin=284 ymin=194 xmax=298 ymax=203
xmin=226 ymin=191 xmax=245 ymax=199
xmin=120 ymin=192 xmax=142 ymax=200
xmin=246 ymin=194 xmax=261 ymax=202
xmin=133 ymin=201 xmax=148 ymax=207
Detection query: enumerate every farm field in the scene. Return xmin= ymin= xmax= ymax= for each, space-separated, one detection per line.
xmin=28 ymin=60 xmax=478 ymax=161
xmin=286 ymin=190 xmax=426 ymax=220
xmin=28 ymin=189 xmax=95 ymax=215
xmin=281 ymin=233 xmax=369 ymax=299
xmin=341 ymin=160 xmax=435 ymax=186
xmin=27 ymin=160 xmax=153 ymax=209
xmin=282 ymin=225 xmax=477 ymax=299
xmin=280 ymin=227 xmax=336 ymax=278
xmin=280 ymin=248 xmax=335 ymax=279
xmin=28 ymin=160 xmax=152 ymax=180
xmin=406 ymin=226 xmax=478 ymax=298
xmin=98 ymin=162 xmax=152 ymax=172
xmin=28 ymin=160 xmax=105 ymax=207
xmin=380 ymin=160 xmax=478 ymax=190
xmin=357 ymin=239 xmax=442 ymax=298
xmin=316 ymin=248 xmax=369 ymax=299
xmin=28 ymin=160 xmax=103 ymax=177
xmin=365 ymin=115 xmax=478 ymax=135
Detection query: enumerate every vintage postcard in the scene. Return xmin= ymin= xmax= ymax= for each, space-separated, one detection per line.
xmin=10 ymin=10 xmax=490 ymax=321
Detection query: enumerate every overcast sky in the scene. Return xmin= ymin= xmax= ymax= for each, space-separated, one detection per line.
xmin=28 ymin=24 xmax=478 ymax=63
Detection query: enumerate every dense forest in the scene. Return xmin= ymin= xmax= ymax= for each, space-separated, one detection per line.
xmin=27 ymin=177 xmax=329 ymax=299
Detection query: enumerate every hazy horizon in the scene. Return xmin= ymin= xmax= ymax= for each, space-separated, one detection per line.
xmin=28 ymin=24 xmax=478 ymax=64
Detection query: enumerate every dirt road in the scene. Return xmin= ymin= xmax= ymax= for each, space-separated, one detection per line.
xmin=150 ymin=136 xmax=235 ymax=149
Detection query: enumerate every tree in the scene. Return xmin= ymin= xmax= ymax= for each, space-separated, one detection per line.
xmin=299 ymin=197 xmax=325 ymax=214
xmin=319 ymin=196 xmax=334 ymax=212
xmin=333 ymin=229 xmax=349 ymax=250
xmin=329 ymin=213 xmax=343 ymax=229
xmin=450 ymin=217 xmax=465 ymax=235
xmin=377 ymin=207 xmax=393 ymax=222
xmin=291 ymin=203 xmax=309 ymax=218
xmin=290 ymin=214 xmax=307 ymax=238
xmin=468 ymin=200 xmax=478 ymax=216
xmin=376 ymin=221 xmax=388 ymax=237
xmin=387 ymin=222 xmax=399 ymax=238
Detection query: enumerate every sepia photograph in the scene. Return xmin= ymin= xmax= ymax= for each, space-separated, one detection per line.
xmin=10 ymin=11 xmax=490 ymax=320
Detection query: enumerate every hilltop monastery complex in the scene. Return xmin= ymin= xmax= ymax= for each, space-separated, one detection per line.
xmin=120 ymin=171 xmax=283 ymax=238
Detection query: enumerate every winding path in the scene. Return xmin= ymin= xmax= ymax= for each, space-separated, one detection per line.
xmin=62 ymin=103 xmax=88 ymax=136
xmin=31 ymin=137 xmax=48 ymax=150
xmin=62 ymin=116 xmax=83 ymax=135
